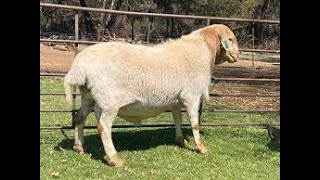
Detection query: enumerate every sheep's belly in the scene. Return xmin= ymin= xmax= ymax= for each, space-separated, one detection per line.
xmin=117 ymin=102 xmax=179 ymax=122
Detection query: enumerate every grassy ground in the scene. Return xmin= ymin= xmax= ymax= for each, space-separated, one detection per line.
xmin=40 ymin=77 xmax=280 ymax=179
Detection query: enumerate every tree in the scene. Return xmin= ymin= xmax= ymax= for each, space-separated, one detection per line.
xmin=40 ymin=0 xmax=279 ymax=49
xmin=100 ymin=0 xmax=124 ymax=37
xmin=252 ymin=0 xmax=280 ymax=45
xmin=79 ymin=0 xmax=95 ymax=35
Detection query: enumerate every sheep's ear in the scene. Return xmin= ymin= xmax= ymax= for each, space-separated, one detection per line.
xmin=221 ymin=38 xmax=231 ymax=50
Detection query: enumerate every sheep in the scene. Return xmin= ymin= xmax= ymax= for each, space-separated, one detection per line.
xmin=64 ymin=24 xmax=239 ymax=167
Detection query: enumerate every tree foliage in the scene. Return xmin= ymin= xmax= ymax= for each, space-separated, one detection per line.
xmin=40 ymin=0 xmax=280 ymax=49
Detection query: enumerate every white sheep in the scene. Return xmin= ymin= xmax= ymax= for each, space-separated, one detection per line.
xmin=64 ymin=24 xmax=239 ymax=167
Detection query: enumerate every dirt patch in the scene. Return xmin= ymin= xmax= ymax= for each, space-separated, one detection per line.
xmin=40 ymin=43 xmax=89 ymax=73
xmin=40 ymin=43 xmax=280 ymax=79
xmin=209 ymin=84 xmax=280 ymax=110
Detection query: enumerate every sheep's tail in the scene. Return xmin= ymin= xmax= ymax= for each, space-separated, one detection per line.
xmin=64 ymin=77 xmax=75 ymax=107
xmin=64 ymin=65 xmax=86 ymax=107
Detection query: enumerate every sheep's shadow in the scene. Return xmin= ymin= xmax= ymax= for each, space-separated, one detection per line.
xmin=267 ymin=139 xmax=280 ymax=152
xmin=266 ymin=126 xmax=280 ymax=152
xmin=55 ymin=128 xmax=194 ymax=164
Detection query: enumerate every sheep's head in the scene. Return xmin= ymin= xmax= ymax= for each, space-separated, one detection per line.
xmin=200 ymin=24 xmax=239 ymax=65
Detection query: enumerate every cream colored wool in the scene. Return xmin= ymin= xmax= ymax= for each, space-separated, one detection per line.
xmin=64 ymin=24 xmax=239 ymax=167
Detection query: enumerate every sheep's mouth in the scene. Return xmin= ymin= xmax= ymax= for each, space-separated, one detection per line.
xmin=227 ymin=54 xmax=238 ymax=63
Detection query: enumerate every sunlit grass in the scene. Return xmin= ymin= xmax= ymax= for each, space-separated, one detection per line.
xmin=40 ymin=77 xmax=280 ymax=179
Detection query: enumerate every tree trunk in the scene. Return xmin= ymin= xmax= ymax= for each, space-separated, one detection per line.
xmin=105 ymin=0 xmax=123 ymax=31
xmin=145 ymin=15 xmax=155 ymax=42
xmin=252 ymin=0 xmax=279 ymax=44
xmin=131 ymin=18 xmax=135 ymax=41
xmin=79 ymin=0 xmax=95 ymax=35
xmin=100 ymin=0 xmax=116 ymax=34
xmin=57 ymin=0 xmax=66 ymax=33
xmin=106 ymin=0 xmax=117 ymax=25
xmin=99 ymin=0 xmax=108 ymax=37
xmin=159 ymin=0 xmax=174 ymax=39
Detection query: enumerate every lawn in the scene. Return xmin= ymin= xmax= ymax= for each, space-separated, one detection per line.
xmin=40 ymin=77 xmax=280 ymax=180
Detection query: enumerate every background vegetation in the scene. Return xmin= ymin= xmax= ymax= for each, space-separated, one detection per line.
xmin=40 ymin=0 xmax=280 ymax=49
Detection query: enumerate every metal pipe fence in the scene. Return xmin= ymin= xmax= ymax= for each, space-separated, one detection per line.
xmin=40 ymin=73 xmax=280 ymax=129
xmin=40 ymin=92 xmax=280 ymax=98
xmin=40 ymin=72 xmax=280 ymax=82
xmin=40 ymin=109 xmax=280 ymax=113
xmin=40 ymin=3 xmax=280 ymax=133
xmin=40 ymin=3 xmax=280 ymax=24
xmin=40 ymin=123 xmax=280 ymax=130
xmin=40 ymin=3 xmax=280 ymax=54
xmin=40 ymin=38 xmax=280 ymax=54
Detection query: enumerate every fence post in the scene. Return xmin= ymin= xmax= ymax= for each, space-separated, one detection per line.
xmin=97 ymin=24 xmax=101 ymax=41
xmin=74 ymin=13 xmax=79 ymax=56
xmin=206 ymin=18 xmax=210 ymax=26
xmin=72 ymin=13 xmax=79 ymax=128
xmin=198 ymin=100 xmax=203 ymax=126
xmin=251 ymin=25 xmax=255 ymax=67
xmin=147 ymin=19 xmax=151 ymax=43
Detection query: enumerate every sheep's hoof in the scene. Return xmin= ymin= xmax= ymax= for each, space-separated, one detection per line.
xmin=176 ymin=136 xmax=188 ymax=148
xmin=105 ymin=154 xmax=125 ymax=168
xmin=195 ymin=143 xmax=208 ymax=154
xmin=73 ymin=144 xmax=84 ymax=155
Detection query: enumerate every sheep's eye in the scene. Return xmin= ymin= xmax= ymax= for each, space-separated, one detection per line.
xmin=229 ymin=38 xmax=233 ymax=42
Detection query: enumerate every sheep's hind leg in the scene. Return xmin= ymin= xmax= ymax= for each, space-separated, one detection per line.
xmin=171 ymin=108 xmax=188 ymax=148
xmin=96 ymin=108 xmax=124 ymax=167
xmin=73 ymin=87 xmax=94 ymax=154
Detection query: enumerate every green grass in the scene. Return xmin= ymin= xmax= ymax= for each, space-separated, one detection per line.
xmin=40 ymin=77 xmax=280 ymax=179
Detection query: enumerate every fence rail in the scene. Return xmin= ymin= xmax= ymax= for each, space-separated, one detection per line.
xmin=40 ymin=3 xmax=280 ymax=133
xmin=40 ymin=38 xmax=280 ymax=54
xmin=40 ymin=109 xmax=280 ymax=113
xmin=40 ymin=72 xmax=280 ymax=83
xmin=40 ymin=92 xmax=280 ymax=98
xmin=40 ymin=123 xmax=280 ymax=130
xmin=40 ymin=3 xmax=280 ymax=24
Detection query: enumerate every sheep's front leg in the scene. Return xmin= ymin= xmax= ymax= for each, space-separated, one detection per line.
xmin=183 ymin=97 xmax=208 ymax=154
xmin=171 ymin=108 xmax=187 ymax=147
xmin=97 ymin=109 xmax=124 ymax=167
